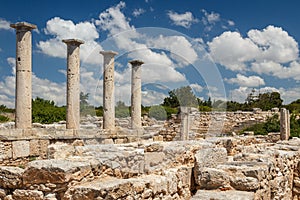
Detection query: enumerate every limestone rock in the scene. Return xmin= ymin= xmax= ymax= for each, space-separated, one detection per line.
xmin=191 ymin=190 xmax=255 ymax=200
xmin=230 ymin=176 xmax=260 ymax=191
xmin=44 ymin=193 xmax=57 ymax=200
xmin=12 ymin=189 xmax=44 ymax=200
xmin=0 ymin=188 xmax=6 ymax=199
xmin=194 ymin=147 xmax=228 ymax=169
xmin=63 ymin=177 xmax=132 ymax=200
xmin=23 ymin=159 xmax=91 ymax=185
xmin=47 ymin=143 xmax=75 ymax=159
xmin=0 ymin=166 xmax=24 ymax=189
xmin=195 ymin=167 xmax=230 ymax=189
xmin=12 ymin=140 xmax=30 ymax=158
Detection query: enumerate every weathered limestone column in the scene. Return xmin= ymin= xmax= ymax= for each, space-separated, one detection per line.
xmin=129 ymin=60 xmax=144 ymax=130
xmin=100 ymin=51 xmax=118 ymax=130
xmin=10 ymin=22 xmax=37 ymax=129
xmin=180 ymin=106 xmax=190 ymax=140
xmin=62 ymin=39 xmax=84 ymax=129
xmin=280 ymin=108 xmax=290 ymax=140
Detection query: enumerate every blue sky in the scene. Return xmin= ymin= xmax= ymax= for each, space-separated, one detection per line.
xmin=1 ymin=0 xmax=300 ymax=108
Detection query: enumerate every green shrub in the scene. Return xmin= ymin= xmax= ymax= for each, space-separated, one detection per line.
xmin=242 ymin=114 xmax=279 ymax=135
xmin=115 ymin=107 xmax=130 ymax=118
xmin=163 ymin=106 xmax=178 ymax=119
xmin=290 ymin=114 xmax=300 ymax=137
xmin=95 ymin=107 xmax=103 ymax=117
xmin=149 ymin=105 xmax=167 ymax=120
xmin=199 ymin=105 xmax=211 ymax=112
xmin=0 ymin=115 xmax=9 ymax=123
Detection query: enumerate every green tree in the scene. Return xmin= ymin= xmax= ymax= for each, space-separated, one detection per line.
xmin=32 ymin=97 xmax=66 ymax=124
xmin=0 ymin=104 xmax=14 ymax=113
xmin=162 ymin=86 xmax=198 ymax=108
xmin=162 ymin=90 xmax=179 ymax=108
xmin=286 ymin=99 xmax=300 ymax=114
xmin=251 ymin=92 xmax=283 ymax=111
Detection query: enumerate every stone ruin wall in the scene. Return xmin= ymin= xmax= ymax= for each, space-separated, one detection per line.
xmin=0 ymin=133 xmax=300 ymax=199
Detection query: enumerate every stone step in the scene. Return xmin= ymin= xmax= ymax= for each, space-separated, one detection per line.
xmin=63 ymin=166 xmax=192 ymax=200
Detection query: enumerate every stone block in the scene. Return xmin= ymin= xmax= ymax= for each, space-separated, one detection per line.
xmin=30 ymin=139 xmax=50 ymax=157
xmin=115 ymin=139 xmax=125 ymax=144
xmin=13 ymin=189 xmax=44 ymax=200
xmin=63 ymin=177 xmax=132 ymax=200
xmin=147 ymin=175 xmax=168 ymax=195
xmin=145 ymin=152 xmax=165 ymax=171
xmin=12 ymin=140 xmax=30 ymax=158
xmin=191 ymin=190 xmax=254 ymax=200
xmin=23 ymin=159 xmax=91 ymax=186
xmin=23 ymin=129 xmax=38 ymax=137
xmin=177 ymin=166 xmax=193 ymax=187
xmin=0 ymin=166 xmax=24 ymax=189
xmin=164 ymin=169 xmax=178 ymax=194
xmin=194 ymin=147 xmax=227 ymax=169
xmin=103 ymin=139 xmax=114 ymax=144
xmin=230 ymin=176 xmax=260 ymax=191
xmin=194 ymin=167 xmax=230 ymax=189
xmin=47 ymin=143 xmax=75 ymax=159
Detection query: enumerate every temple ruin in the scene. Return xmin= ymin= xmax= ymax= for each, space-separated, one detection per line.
xmin=0 ymin=21 xmax=298 ymax=200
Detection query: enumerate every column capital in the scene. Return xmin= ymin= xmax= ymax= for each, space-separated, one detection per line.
xmin=100 ymin=50 xmax=118 ymax=56
xmin=62 ymin=39 xmax=85 ymax=46
xmin=10 ymin=22 xmax=37 ymax=31
xmin=129 ymin=60 xmax=144 ymax=66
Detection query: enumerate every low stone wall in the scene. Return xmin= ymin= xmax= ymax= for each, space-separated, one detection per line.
xmin=0 ymin=133 xmax=300 ymax=199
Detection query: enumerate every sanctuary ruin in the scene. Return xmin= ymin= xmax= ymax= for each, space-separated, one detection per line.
xmin=0 ymin=21 xmax=299 ymax=200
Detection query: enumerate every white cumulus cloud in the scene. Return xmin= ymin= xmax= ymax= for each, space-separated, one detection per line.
xmin=226 ymin=74 xmax=265 ymax=87
xmin=208 ymin=25 xmax=300 ymax=81
xmin=96 ymin=1 xmax=132 ymax=35
xmin=37 ymin=17 xmax=102 ymax=65
xmin=208 ymin=31 xmax=260 ymax=71
xmin=190 ymin=83 xmax=203 ymax=93
xmin=167 ymin=11 xmax=198 ymax=28
xmin=201 ymin=9 xmax=220 ymax=25
xmin=133 ymin=8 xmax=145 ymax=17
xmin=147 ymin=35 xmax=198 ymax=66
xmin=0 ymin=18 xmax=11 ymax=30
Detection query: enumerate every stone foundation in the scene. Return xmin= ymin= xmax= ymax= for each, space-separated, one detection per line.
xmin=0 ymin=129 xmax=299 ymax=199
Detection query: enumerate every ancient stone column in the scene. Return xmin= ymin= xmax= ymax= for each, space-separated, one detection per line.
xmin=10 ymin=22 xmax=37 ymax=129
xmin=62 ymin=39 xmax=84 ymax=129
xmin=280 ymin=108 xmax=290 ymax=140
xmin=180 ymin=106 xmax=190 ymax=140
xmin=100 ymin=51 xmax=118 ymax=130
xmin=129 ymin=60 xmax=144 ymax=130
